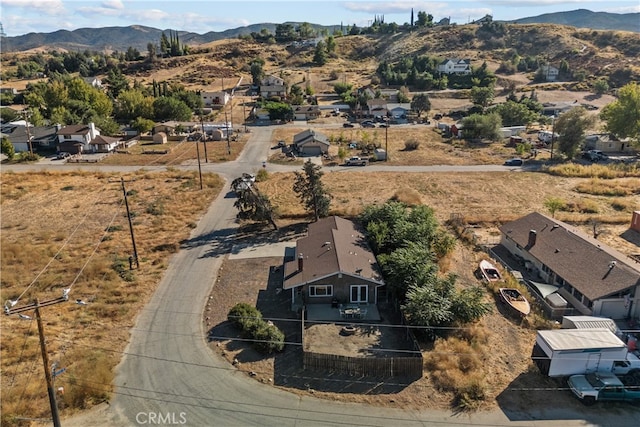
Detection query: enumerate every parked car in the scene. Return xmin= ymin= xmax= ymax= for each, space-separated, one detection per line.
xmin=504 ymin=158 xmax=524 ymax=166
xmin=584 ymin=150 xmax=607 ymax=162
xmin=345 ymin=156 xmax=368 ymax=166
xmin=343 ymin=122 xmax=354 ymax=128
xmin=568 ymin=372 xmax=640 ymax=406
xmin=57 ymin=152 xmax=71 ymax=159
xmin=361 ymin=121 xmax=376 ymax=128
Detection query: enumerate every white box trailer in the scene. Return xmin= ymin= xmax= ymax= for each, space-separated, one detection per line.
xmin=532 ymin=329 xmax=629 ymax=377
xmin=561 ymin=315 xmax=620 ymax=335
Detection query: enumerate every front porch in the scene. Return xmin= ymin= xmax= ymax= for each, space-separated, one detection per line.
xmin=304 ymin=303 xmax=381 ymax=322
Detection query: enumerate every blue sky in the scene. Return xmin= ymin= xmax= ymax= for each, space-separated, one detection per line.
xmin=1 ymin=0 xmax=639 ymax=37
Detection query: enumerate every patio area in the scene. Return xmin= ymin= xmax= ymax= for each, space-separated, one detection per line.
xmin=305 ymin=303 xmax=381 ymax=322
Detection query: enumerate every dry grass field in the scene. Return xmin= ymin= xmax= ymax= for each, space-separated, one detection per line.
xmin=0 ymin=170 xmax=223 ymax=426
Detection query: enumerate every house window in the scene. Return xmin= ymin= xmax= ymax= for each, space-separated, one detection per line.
xmin=64 ymin=135 xmax=71 ymax=140
xmin=556 ymin=275 xmax=566 ymax=286
xmin=573 ymin=289 xmax=584 ymax=303
xmin=309 ymin=285 xmax=332 ymax=297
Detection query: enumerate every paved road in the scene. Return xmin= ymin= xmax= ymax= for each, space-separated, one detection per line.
xmin=12 ymin=128 xmax=636 ymax=426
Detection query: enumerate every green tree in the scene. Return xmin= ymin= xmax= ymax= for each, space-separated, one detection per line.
xmin=601 ymin=82 xmax=640 ymax=145
xmin=410 ymin=93 xmax=431 ymax=118
xmin=232 ymin=178 xmax=278 ymax=230
xmin=593 ymin=78 xmax=609 ymax=95
xmin=153 ymin=96 xmax=193 ymax=121
xmin=0 ymin=107 xmax=19 ymax=122
xmin=461 ymin=113 xmax=502 ymax=140
xmin=416 ymin=11 xmax=433 ymax=27
xmin=543 ymin=197 xmax=565 ymax=218
xmin=293 ymin=160 xmax=331 ymax=221
xmin=131 ymin=117 xmax=155 ymax=134
xmin=378 ymin=242 xmax=437 ymax=300
xmin=333 ymin=82 xmax=352 ymax=96
xmin=104 ymin=68 xmax=130 ymax=98
xmin=325 ymin=35 xmax=336 ymax=54
xmin=490 ymin=101 xmax=538 ymax=126
xmin=115 ymin=89 xmax=155 ymax=121
xmin=470 ymin=86 xmax=495 ymax=111
xmin=250 ymin=59 xmax=265 ymax=86
xmin=554 ymin=107 xmax=595 ymax=159
xmin=313 ymin=41 xmax=328 ymax=66
xmin=1 ymin=136 xmax=15 ymax=160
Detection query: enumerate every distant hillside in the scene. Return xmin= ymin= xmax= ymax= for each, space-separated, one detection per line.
xmin=0 ymin=22 xmax=340 ymax=53
xmin=507 ymin=9 xmax=640 ymax=33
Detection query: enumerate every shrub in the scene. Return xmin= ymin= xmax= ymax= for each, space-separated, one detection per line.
xmin=227 ymin=303 xmax=261 ymax=328
xmin=255 ymin=168 xmax=268 ymax=182
xmin=404 ymin=139 xmax=420 ymax=150
xmin=226 ymin=303 xmax=285 ymax=354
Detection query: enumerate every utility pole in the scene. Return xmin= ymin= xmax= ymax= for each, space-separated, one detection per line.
xmin=195 ymin=141 xmax=203 ymax=190
xmin=199 ymin=111 xmax=208 ymax=163
xmin=385 ymin=117 xmax=389 ymax=162
xmin=224 ymin=111 xmax=231 ymax=155
xmin=24 ymin=110 xmax=33 ymax=155
xmin=550 ymin=116 xmax=556 ymax=160
xmin=242 ymin=101 xmax=247 ymax=133
xmin=121 ymin=178 xmax=139 ymax=268
xmin=5 ymin=294 xmax=69 ymax=427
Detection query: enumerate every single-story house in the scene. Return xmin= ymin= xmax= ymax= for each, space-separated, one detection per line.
xmin=584 ymin=133 xmax=633 ymax=153
xmin=387 ymin=103 xmax=411 ymax=121
xmin=283 ymin=216 xmax=385 ymax=311
xmin=261 ymin=75 xmax=285 ymax=86
xmin=437 ymin=58 xmax=471 ymax=75
xmin=498 ymin=212 xmax=640 ymax=319
xmin=1 ymin=123 xmax=58 ymax=152
xmin=542 ymin=101 xmax=579 ymax=117
xmin=540 ymin=65 xmax=560 ymax=82
xmin=366 ymin=99 xmax=388 ymax=118
xmin=292 ymin=105 xmax=321 ymax=121
xmin=89 ymin=135 xmax=122 ymax=153
xmin=292 ymin=129 xmax=330 ymax=156
xmin=152 ymin=121 xmax=199 ymax=135
xmin=201 ymin=90 xmax=230 ymax=108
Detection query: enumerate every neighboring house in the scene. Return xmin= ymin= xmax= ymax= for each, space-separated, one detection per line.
xmin=252 ymin=107 xmax=271 ymax=121
xmin=152 ymin=121 xmax=199 ymax=135
xmin=541 ymin=101 xmax=578 ymax=117
xmin=260 ymin=84 xmax=286 ymax=99
xmin=437 ymin=58 xmax=471 ymax=75
xmin=540 ymin=65 xmax=560 ymax=82
xmin=292 ymin=129 xmax=330 ymax=156
xmin=260 ymin=75 xmax=287 ymax=99
xmin=56 ymin=123 xmax=100 ymax=154
xmin=437 ymin=17 xmax=451 ymax=26
xmin=283 ymin=216 xmax=385 ymax=311
xmin=201 ymin=90 xmax=230 ymax=108
xmin=366 ymin=99 xmax=388 ymax=118
xmin=387 ymin=103 xmax=411 ymax=121
xmin=0 ymin=87 xmax=19 ymax=95
xmin=261 ymin=75 xmax=285 ymax=86
xmin=89 ymin=135 xmax=122 ymax=153
xmin=584 ymin=133 xmax=633 ymax=153
xmin=1 ymin=123 xmax=58 ymax=152
xmin=498 ymin=212 xmax=640 ymax=319
xmin=292 ymin=105 xmax=321 ymax=121
xmin=473 ymin=14 xmax=493 ymax=25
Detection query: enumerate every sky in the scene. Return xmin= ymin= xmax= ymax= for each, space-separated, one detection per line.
xmin=1 ymin=0 xmax=639 ymax=37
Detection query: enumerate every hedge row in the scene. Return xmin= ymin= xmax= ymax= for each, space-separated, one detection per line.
xmin=227 ymin=303 xmax=285 ymax=354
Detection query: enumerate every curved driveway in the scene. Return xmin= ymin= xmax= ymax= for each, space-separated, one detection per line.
xmin=5 ymin=127 xmax=634 ymax=426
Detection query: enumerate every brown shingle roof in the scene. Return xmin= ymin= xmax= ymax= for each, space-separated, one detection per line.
xmin=57 ymin=124 xmax=92 ymax=135
xmin=499 ymin=212 xmax=640 ymax=301
xmin=283 ymin=216 xmax=383 ymax=290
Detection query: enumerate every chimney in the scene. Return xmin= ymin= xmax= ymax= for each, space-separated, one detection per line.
xmin=528 ymin=230 xmax=537 ymax=247
xmin=298 ymin=254 xmax=304 ymax=272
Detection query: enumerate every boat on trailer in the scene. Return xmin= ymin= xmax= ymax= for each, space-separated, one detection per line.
xmin=499 ymin=287 xmax=531 ymax=317
xmin=479 ymin=260 xmax=502 ymax=282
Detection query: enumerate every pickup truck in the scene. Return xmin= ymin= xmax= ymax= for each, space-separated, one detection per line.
xmin=568 ymin=372 xmax=640 ymax=406
xmin=345 ymin=156 xmax=368 ymax=166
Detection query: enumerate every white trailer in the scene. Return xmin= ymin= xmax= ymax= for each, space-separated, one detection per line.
xmin=532 ymin=329 xmax=629 ymax=377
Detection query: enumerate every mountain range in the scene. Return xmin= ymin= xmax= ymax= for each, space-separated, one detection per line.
xmin=1 ymin=9 xmax=638 ymax=53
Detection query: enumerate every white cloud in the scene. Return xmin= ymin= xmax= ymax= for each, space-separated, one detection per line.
xmin=101 ymin=0 xmax=124 ymax=10
xmin=2 ymin=0 xmax=65 ymax=15
xmin=344 ymin=1 xmax=448 ymax=14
